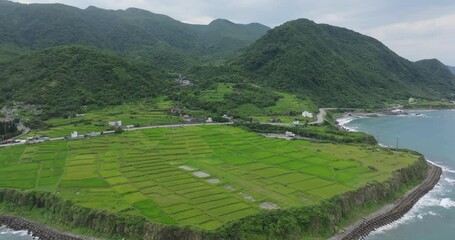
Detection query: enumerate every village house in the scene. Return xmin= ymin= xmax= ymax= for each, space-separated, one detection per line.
xmin=285 ymin=131 xmax=295 ymax=138
xmin=70 ymin=131 xmax=78 ymax=138
xmin=302 ymin=111 xmax=313 ymax=118
xmin=182 ymin=115 xmax=191 ymax=122
xmin=108 ymin=120 xmax=122 ymax=127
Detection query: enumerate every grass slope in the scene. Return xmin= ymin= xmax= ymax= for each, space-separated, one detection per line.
xmin=0 ymin=125 xmax=419 ymax=231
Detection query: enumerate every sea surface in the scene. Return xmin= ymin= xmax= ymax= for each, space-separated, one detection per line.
xmin=342 ymin=110 xmax=455 ymax=240
xmin=0 ymin=225 xmax=34 ymax=240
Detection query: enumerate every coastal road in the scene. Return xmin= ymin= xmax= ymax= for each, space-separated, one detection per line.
xmin=262 ymin=108 xmax=329 ymax=127
xmin=308 ymin=108 xmax=328 ymax=125
xmin=0 ymin=122 xmax=233 ymax=148
xmin=124 ymin=122 xmax=233 ymax=131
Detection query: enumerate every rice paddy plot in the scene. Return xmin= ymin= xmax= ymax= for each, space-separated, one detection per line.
xmin=0 ymin=125 xmax=420 ymax=231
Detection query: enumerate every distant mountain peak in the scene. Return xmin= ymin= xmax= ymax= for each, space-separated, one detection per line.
xmin=210 ymin=18 xmax=235 ymax=25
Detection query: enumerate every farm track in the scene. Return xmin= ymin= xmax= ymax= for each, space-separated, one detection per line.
xmin=331 ymin=162 xmax=442 ymax=240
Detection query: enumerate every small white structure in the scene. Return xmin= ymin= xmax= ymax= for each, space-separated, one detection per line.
xmin=285 ymin=131 xmax=295 ymax=138
xmin=125 ymin=125 xmax=135 ymax=129
xmin=108 ymin=120 xmax=122 ymax=127
xmin=206 ymin=117 xmax=213 ymax=123
xmin=222 ymin=114 xmax=232 ymax=120
xmin=182 ymin=115 xmax=191 ymax=122
xmin=408 ymin=98 xmax=416 ymax=103
xmin=71 ymin=131 xmax=78 ymax=138
xmin=180 ymin=79 xmax=192 ymax=86
xmin=293 ymin=121 xmax=300 ymax=126
xmin=75 ymin=113 xmax=86 ymax=117
xmin=302 ymin=111 xmax=313 ymax=118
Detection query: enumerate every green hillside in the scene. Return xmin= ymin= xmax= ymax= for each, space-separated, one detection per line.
xmin=233 ymin=19 xmax=455 ymax=107
xmin=0 ymin=0 xmax=269 ymax=70
xmin=0 ymin=45 xmax=171 ymax=117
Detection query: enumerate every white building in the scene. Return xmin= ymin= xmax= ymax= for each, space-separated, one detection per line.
xmin=71 ymin=131 xmax=78 ymax=138
xmin=302 ymin=111 xmax=313 ymax=118
xmin=285 ymin=131 xmax=295 ymax=137
xmin=108 ymin=120 xmax=122 ymax=127
xmin=206 ymin=117 xmax=213 ymax=123
xmin=293 ymin=121 xmax=300 ymax=126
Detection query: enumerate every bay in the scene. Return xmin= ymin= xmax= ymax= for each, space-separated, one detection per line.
xmin=344 ymin=110 xmax=455 ymax=240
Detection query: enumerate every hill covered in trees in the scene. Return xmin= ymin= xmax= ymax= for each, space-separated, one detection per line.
xmin=232 ymin=19 xmax=455 ymax=107
xmin=0 ymin=45 xmax=171 ymax=117
xmin=0 ymin=1 xmax=454 ymax=117
xmin=0 ymin=0 xmax=269 ymax=70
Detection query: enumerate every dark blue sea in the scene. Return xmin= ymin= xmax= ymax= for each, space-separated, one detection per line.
xmin=343 ymin=110 xmax=455 ymax=240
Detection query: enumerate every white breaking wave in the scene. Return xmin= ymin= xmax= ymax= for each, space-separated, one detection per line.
xmin=440 ymin=198 xmax=455 ymax=208
xmin=0 ymin=226 xmax=35 ymax=238
xmin=444 ymin=178 xmax=455 ymax=185
xmin=371 ymin=167 xmax=448 ymax=235
xmin=336 ymin=116 xmax=364 ymax=132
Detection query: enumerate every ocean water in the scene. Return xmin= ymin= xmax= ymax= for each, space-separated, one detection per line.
xmin=0 ymin=226 xmax=34 ymax=240
xmin=343 ymin=110 xmax=455 ymax=240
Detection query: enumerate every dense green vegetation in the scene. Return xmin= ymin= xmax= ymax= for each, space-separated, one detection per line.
xmin=233 ymin=19 xmax=455 ymax=107
xmin=0 ymin=120 xmax=19 ymax=140
xmin=0 ymin=45 xmax=172 ymax=117
xmin=0 ymin=0 xmax=269 ymax=70
xmin=0 ymin=125 xmax=419 ymax=233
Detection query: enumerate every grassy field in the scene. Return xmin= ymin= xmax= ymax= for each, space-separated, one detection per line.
xmin=25 ymin=98 xmax=181 ymax=138
xmin=0 ymin=125 xmax=419 ymax=231
xmin=200 ymin=83 xmax=318 ymax=122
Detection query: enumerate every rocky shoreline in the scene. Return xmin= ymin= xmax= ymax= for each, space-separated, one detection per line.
xmin=0 ymin=215 xmax=98 ymax=240
xmin=330 ymin=162 xmax=442 ymax=240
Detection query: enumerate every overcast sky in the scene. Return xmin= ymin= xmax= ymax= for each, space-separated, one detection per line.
xmin=15 ymin=0 xmax=455 ymax=65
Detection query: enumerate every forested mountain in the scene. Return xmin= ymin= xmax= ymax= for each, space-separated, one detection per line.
xmin=233 ymin=19 xmax=455 ymax=107
xmin=1 ymin=1 xmax=454 ymax=115
xmin=0 ymin=45 xmax=171 ymax=116
xmin=0 ymin=0 xmax=269 ymax=70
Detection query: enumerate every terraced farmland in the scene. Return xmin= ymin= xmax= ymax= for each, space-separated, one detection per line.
xmin=23 ymin=98 xmax=180 ymax=138
xmin=0 ymin=125 xmax=419 ymax=230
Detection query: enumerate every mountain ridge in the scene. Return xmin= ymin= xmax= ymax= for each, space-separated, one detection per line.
xmin=0 ymin=0 xmax=270 ymax=70
xmin=232 ymin=18 xmax=455 ymax=107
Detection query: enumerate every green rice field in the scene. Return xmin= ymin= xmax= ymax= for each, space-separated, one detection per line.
xmin=24 ymin=98 xmax=181 ymax=138
xmin=0 ymin=125 xmax=419 ymax=230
